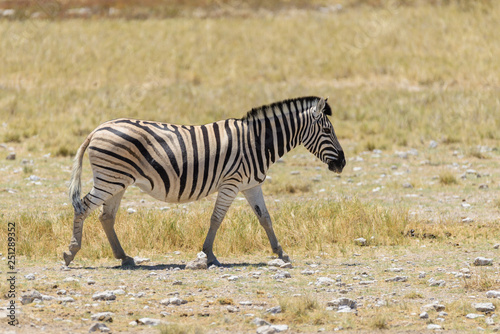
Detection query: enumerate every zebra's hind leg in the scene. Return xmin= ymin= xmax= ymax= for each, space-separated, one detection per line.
xmin=99 ymin=190 xmax=135 ymax=267
xmin=63 ymin=186 xmax=113 ymax=266
xmin=243 ymin=185 xmax=290 ymax=263
xmin=202 ymin=185 xmax=239 ymax=266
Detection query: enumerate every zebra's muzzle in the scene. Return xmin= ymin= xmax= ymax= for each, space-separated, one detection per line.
xmin=327 ymin=153 xmax=346 ymax=173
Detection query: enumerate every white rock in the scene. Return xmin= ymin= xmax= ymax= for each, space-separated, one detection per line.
xmin=58 ymin=297 xmax=75 ymax=303
xmin=316 ymin=277 xmax=335 ymax=286
xmin=265 ymin=306 xmax=282 ymax=314
xmin=462 ymin=217 xmax=474 ymax=223
xmin=420 ymin=312 xmax=429 ymax=319
xmin=137 ymin=318 xmax=161 ymax=326
xmin=134 ymin=257 xmax=150 ymax=264
xmin=92 ymin=291 xmax=116 ymax=301
xmin=486 ymin=291 xmax=500 ymax=298
xmin=301 ymin=270 xmax=315 ymax=275
xmin=160 ymin=297 xmax=187 ymax=306
xmin=493 ymin=244 xmax=500 ymax=249
xmin=473 ymin=303 xmax=496 ymax=312
xmin=25 ymin=273 xmax=36 ymax=280
xmin=186 ymin=252 xmax=208 ymax=270
xmin=63 ymin=277 xmax=79 ymax=283
xmin=429 ymin=140 xmax=438 ymax=149
xmin=474 ymin=257 xmax=493 ymax=266
xmin=385 ymin=276 xmax=408 ymax=282
xmin=272 ymin=324 xmax=289 ymax=332
xmin=466 ymin=313 xmax=485 ymax=319
xmin=252 ymin=317 xmax=270 ymax=326
xmin=427 ymin=324 xmax=442 ymax=330
xmin=127 ymin=208 xmax=137 ymax=214
xmin=91 ymin=312 xmax=113 ymax=322
xmin=268 ymin=259 xmax=286 ymax=267
xmin=257 ymin=325 xmax=277 ymax=334
xmin=21 ymin=290 xmax=42 ymax=304
xmin=226 ymin=305 xmax=239 ymax=313
xmin=89 ymin=322 xmax=110 ymax=332
xmin=354 ymin=238 xmax=367 ymax=246
xmin=327 ymin=298 xmax=357 ymax=310
xmin=359 ymin=280 xmax=375 ymax=285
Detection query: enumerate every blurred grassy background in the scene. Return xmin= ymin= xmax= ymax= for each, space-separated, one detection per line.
xmin=1 ymin=0 xmax=499 ymax=157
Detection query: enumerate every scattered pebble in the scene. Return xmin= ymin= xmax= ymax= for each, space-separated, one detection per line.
xmin=474 ymin=257 xmax=493 ymax=266
xmin=186 ymin=251 xmax=208 ymax=270
xmin=473 ymin=303 xmax=496 ymax=313
xmin=385 ymin=276 xmax=408 ymax=283
xmin=427 ymin=324 xmax=442 ymax=330
xmin=316 ymin=277 xmax=335 ymax=286
xmin=466 ymin=313 xmax=485 ymax=319
xmin=6 ymin=152 xmax=16 ymax=160
xmin=136 ymin=318 xmax=162 ymax=326
xmin=92 ymin=291 xmax=116 ymax=301
xmin=160 ymin=297 xmax=187 ymax=306
xmin=354 ymin=237 xmax=367 ymax=246
xmin=89 ymin=322 xmax=110 ymax=333
xmin=21 ymin=290 xmax=42 ymax=305
xmin=91 ymin=312 xmax=113 ymax=322
xmin=486 ymin=291 xmax=500 ymax=299
xmin=419 ymin=312 xmax=429 ymax=319
xmin=252 ymin=317 xmax=270 ymax=326
xmin=133 ymin=257 xmax=150 ymax=264
xmin=25 ymin=273 xmax=36 ymax=280
xmin=265 ymin=306 xmax=282 ymax=314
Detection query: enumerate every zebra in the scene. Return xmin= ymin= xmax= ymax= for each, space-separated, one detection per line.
xmin=63 ymin=96 xmax=346 ymax=267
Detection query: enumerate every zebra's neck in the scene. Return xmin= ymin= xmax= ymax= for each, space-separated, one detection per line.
xmin=241 ymin=97 xmax=318 ymax=182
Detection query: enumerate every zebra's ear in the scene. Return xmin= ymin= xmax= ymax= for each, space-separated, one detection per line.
xmin=312 ymin=97 xmax=327 ymax=120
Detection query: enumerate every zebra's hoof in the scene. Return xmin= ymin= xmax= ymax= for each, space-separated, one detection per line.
xmin=121 ymin=256 xmax=136 ymax=267
xmin=207 ymin=258 xmax=221 ymax=267
xmin=63 ymin=251 xmax=74 ymax=266
xmin=280 ymin=253 xmax=291 ymax=263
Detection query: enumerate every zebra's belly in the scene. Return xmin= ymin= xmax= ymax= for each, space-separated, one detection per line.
xmin=134 ymin=177 xmax=219 ymax=204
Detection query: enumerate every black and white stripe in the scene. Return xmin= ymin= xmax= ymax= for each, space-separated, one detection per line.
xmin=64 ymin=96 xmax=345 ymax=267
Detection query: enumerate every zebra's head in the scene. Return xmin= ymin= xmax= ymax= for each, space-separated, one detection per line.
xmin=302 ymin=97 xmax=346 ymax=173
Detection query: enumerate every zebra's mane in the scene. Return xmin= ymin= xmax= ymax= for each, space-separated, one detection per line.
xmin=241 ymin=96 xmax=332 ymax=121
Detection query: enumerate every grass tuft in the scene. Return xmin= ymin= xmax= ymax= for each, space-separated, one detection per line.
xmin=439 ymin=171 xmax=458 ymax=185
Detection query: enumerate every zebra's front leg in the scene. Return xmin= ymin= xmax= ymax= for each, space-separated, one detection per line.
xmin=202 ymin=185 xmax=238 ymax=267
xmin=242 ymin=185 xmax=290 ymax=263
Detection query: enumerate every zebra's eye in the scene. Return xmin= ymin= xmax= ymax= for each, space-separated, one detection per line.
xmin=323 ymin=128 xmax=332 ymax=134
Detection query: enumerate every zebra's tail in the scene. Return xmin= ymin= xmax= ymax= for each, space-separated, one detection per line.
xmin=69 ymin=133 xmax=92 ymax=215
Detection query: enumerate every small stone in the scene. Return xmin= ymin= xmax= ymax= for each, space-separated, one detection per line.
xmin=226 ymin=305 xmax=239 ymax=313
xmin=239 ymin=301 xmax=253 ymax=306
xmin=402 ymin=182 xmax=413 ymax=189
xmin=474 ymin=257 xmax=493 ymax=266
xmin=385 ymin=276 xmax=408 ymax=283
xmin=87 ymin=279 xmax=96 ymax=285
xmin=89 ymin=322 xmax=110 ymax=332
xmin=486 ymin=317 xmax=495 ymax=326
xmin=92 ymin=291 xmax=116 ymax=301
xmin=462 ymin=217 xmax=474 ymax=223
xmin=265 ymin=306 xmax=282 ymax=314
xmin=316 ymin=277 xmax=335 ymax=286
xmin=256 ymin=325 xmax=277 ymax=334
xmin=486 ymin=291 xmax=500 ymax=298
xmin=57 ymin=289 xmax=67 ymax=295
xmin=137 ymin=318 xmax=161 ymax=326
xmin=63 ymin=277 xmax=79 ymax=283
xmin=267 ymin=259 xmax=286 ymax=267
xmin=252 ymin=317 xmax=270 ymax=326
xmin=58 ymin=296 xmax=75 ymax=303
xmin=127 ymin=208 xmax=136 ymax=214
xmin=493 ymin=244 xmax=500 ymax=249
xmin=386 ymin=268 xmax=404 ymax=273
xmin=21 ymin=290 xmax=42 ymax=305
xmin=6 ymin=152 xmax=16 ymax=160
xmin=359 ymin=280 xmax=375 ymax=285
xmin=428 ymin=279 xmax=446 ymax=287
xmin=479 ymin=184 xmax=489 ymax=190
xmin=172 ymin=280 xmax=183 ymax=285
xmin=429 ymin=140 xmax=438 ymax=149
xmin=354 ymin=237 xmax=366 ymax=246
xmin=327 ymin=298 xmax=357 ymax=311
xmin=280 ymin=262 xmax=293 ymax=269
xmin=227 ymin=275 xmax=239 ymax=281
xmin=473 ymin=303 xmax=496 ymax=313
xmin=301 ymin=269 xmax=314 ymax=275
xmin=186 ymin=251 xmax=208 ymax=270
xmin=418 ymin=272 xmax=426 ymax=278
xmin=467 ymin=313 xmax=485 ymax=319
xmin=160 ymin=297 xmax=187 ymax=306
xmin=25 ymin=273 xmax=36 ymax=280
xmin=422 ymin=304 xmax=445 ymax=312
xmin=271 ymin=325 xmax=289 ymax=332
xmin=427 ymin=324 xmax=442 ymax=330
xmin=133 ymin=257 xmax=150 ymax=264
xmin=420 ymin=312 xmax=429 ymax=319
xmin=91 ymin=312 xmax=113 ymax=322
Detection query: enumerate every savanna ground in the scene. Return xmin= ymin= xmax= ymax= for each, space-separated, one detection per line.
xmin=1 ymin=0 xmax=500 ymax=333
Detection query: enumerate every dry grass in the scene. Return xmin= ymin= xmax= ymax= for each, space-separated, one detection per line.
xmin=438 ymin=171 xmax=458 ymax=185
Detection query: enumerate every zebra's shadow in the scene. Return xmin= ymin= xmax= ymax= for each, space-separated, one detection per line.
xmin=108 ymin=262 xmax=267 ymax=270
